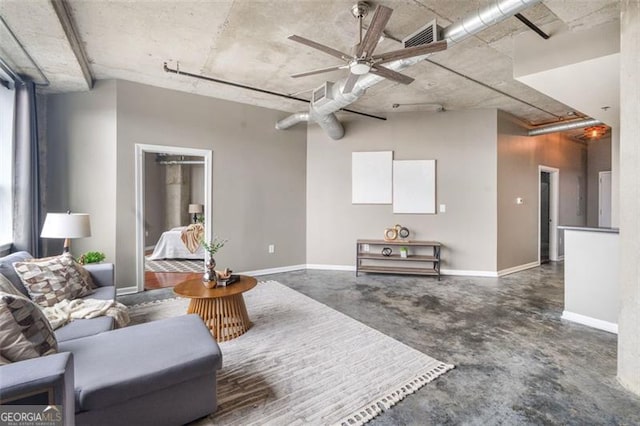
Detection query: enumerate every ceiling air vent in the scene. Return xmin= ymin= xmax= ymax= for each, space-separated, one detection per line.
xmin=311 ymin=82 xmax=334 ymax=107
xmin=403 ymin=19 xmax=443 ymax=48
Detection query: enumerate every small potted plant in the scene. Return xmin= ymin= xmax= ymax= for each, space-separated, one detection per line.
xmin=77 ymin=251 xmax=106 ymax=265
xmin=200 ymin=237 xmax=227 ymax=287
xmin=400 ymin=247 xmax=409 ymax=258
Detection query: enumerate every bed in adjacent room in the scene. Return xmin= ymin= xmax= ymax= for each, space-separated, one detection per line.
xmin=147 ymin=226 xmax=205 ymax=260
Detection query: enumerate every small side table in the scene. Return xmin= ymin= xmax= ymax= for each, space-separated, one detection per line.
xmin=173 ymin=275 xmax=257 ymax=341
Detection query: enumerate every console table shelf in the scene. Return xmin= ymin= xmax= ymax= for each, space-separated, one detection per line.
xmin=356 ymin=239 xmax=441 ymax=279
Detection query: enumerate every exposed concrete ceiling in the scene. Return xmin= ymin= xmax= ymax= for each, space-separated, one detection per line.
xmin=0 ymin=0 xmax=620 ymax=127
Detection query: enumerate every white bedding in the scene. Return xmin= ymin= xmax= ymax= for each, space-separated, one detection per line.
xmin=148 ymin=227 xmax=205 ymax=260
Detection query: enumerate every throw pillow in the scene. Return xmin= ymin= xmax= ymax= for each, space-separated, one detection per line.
xmin=13 ymin=253 xmax=94 ymax=307
xmin=0 ymin=292 xmax=58 ymax=363
xmin=0 ymin=273 xmax=22 ymax=296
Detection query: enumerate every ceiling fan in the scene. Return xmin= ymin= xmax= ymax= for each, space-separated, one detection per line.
xmin=288 ymin=1 xmax=447 ymax=94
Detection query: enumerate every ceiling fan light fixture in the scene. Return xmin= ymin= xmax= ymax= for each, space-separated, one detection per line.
xmin=350 ymin=60 xmax=371 ymax=75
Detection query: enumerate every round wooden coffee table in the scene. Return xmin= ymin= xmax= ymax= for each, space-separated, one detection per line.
xmin=173 ymin=275 xmax=257 ymax=342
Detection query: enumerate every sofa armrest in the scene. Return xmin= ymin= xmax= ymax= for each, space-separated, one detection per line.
xmin=0 ymin=353 xmax=75 ymax=422
xmin=84 ymin=263 xmax=114 ymax=288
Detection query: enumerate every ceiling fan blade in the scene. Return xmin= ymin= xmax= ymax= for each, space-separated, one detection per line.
xmin=291 ymin=65 xmax=347 ymax=78
xmin=342 ymin=73 xmax=360 ymax=94
xmin=369 ymin=65 xmax=414 ymax=85
xmin=356 ymin=5 xmax=393 ymax=58
xmin=372 ymin=40 xmax=447 ymax=65
xmin=288 ymin=35 xmax=351 ymax=61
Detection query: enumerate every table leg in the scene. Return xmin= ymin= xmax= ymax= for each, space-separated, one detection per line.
xmin=188 ymin=295 xmax=252 ymax=342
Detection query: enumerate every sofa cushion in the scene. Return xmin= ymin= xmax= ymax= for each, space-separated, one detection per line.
xmin=0 ymin=292 xmax=58 ymax=362
xmin=0 ymin=274 xmax=22 ymax=296
xmin=13 ymin=253 xmax=94 ymax=307
xmin=58 ymin=314 xmax=222 ymax=412
xmin=82 ymin=286 xmax=115 ymax=302
xmin=0 ymin=251 xmax=32 ymax=296
xmin=54 ymin=316 xmax=114 ymax=342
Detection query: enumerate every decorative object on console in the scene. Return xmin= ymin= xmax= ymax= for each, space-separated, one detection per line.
xmin=40 ymin=211 xmax=91 ymax=254
xmin=201 ymin=237 xmax=227 ymax=287
xmin=384 ymin=224 xmax=410 ymax=241
xmin=381 ymin=247 xmax=393 ymax=256
xmin=188 ymin=203 xmax=204 ymax=224
xmin=400 ymin=247 xmax=409 ymax=258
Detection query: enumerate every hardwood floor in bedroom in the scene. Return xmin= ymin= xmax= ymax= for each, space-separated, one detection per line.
xmin=144 ymin=271 xmax=200 ymax=290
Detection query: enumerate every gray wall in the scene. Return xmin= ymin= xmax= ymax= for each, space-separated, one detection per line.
xmin=144 ymin=152 xmax=165 ymax=247
xmin=306 ymin=109 xmax=498 ymax=273
xmin=497 ymin=111 xmax=587 ymax=271
xmin=586 ymin=136 xmax=612 ymax=227
xmin=115 ymin=80 xmax=307 ymax=286
xmin=47 ymin=79 xmax=306 ymax=288
xmin=46 ymin=80 xmax=118 ymax=262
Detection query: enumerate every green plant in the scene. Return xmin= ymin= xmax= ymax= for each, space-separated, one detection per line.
xmin=77 ymin=251 xmax=106 ymax=265
xmin=200 ymin=237 xmax=227 ymax=256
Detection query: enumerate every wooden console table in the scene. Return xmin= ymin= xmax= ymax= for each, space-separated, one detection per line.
xmin=356 ymin=239 xmax=441 ymax=279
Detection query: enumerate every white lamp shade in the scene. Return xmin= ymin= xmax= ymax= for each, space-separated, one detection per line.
xmin=41 ymin=213 xmax=92 ymax=239
xmin=188 ymin=204 xmax=204 ymax=214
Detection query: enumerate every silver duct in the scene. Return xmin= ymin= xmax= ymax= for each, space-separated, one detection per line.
xmin=276 ymin=0 xmax=542 ymax=139
xmin=528 ymin=118 xmax=602 ymax=136
xmin=274 ymin=112 xmax=310 ymax=130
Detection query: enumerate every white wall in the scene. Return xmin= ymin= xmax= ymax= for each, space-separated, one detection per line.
xmin=306 ymin=109 xmax=498 ymax=273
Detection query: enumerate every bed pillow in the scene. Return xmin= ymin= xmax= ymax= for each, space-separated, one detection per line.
xmin=13 ymin=253 xmax=94 ymax=307
xmin=0 ymin=292 xmax=58 ymax=363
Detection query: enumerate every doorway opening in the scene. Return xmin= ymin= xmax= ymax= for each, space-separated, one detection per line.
xmin=135 ymin=144 xmax=212 ymax=293
xmin=598 ymin=171 xmax=612 ymax=227
xmin=538 ymin=166 xmax=559 ymax=263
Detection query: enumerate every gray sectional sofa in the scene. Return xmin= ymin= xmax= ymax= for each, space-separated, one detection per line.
xmin=0 ymin=251 xmax=223 ymax=425
xmin=0 ymin=251 xmax=117 ymax=342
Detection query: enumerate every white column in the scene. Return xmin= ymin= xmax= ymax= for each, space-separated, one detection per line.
xmin=617 ymin=0 xmax=640 ymax=395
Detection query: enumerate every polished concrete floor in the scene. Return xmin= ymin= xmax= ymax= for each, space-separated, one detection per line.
xmin=119 ymin=264 xmax=640 ymax=425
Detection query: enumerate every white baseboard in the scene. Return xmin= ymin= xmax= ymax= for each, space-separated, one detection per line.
xmin=117 ymin=286 xmax=139 ymax=296
xmin=440 ymin=269 xmax=498 ymax=277
xmin=306 ymin=264 xmax=357 ymax=271
xmin=562 ymin=311 xmax=618 ymax=334
xmin=240 ymin=264 xmax=307 ymax=276
xmin=497 ymin=261 xmax=540 ymax=277
xmin=556 ymin=255 xmax=565 ymax=261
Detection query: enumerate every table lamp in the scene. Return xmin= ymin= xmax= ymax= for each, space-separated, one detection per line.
xmin=41 ymin=212 xmax=91 ymax=254
xmin=188 ymin=204 xmax=203 ymax=223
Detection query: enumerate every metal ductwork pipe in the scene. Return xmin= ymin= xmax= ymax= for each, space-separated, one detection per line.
xmin=528 ymin=118 xmax=602 ymax=136
xmin=277 ymin=0 xmax=543 ymax=139
xmin=443 ymin=0 xmax=542 ymax=45
xmin=275 ymin=112 xmax=310 ymax=130
xmin=309 ymin=111 xmax=345 ymax=140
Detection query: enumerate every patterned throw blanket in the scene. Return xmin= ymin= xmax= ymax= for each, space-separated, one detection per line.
xmin=180 ymin=223 xmax=204 ymax=253
xmin=42 ymin=298 xmax=130 ymax=330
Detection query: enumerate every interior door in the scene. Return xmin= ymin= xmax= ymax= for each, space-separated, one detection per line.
xmin=598 ymin=171 xmax=612 ymax=227
xmin=540 ymin=171 xmax=550 ymax=263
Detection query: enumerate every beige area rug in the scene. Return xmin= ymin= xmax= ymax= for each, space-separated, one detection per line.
xmin=128 ymin=281 xmax=454 ymax=425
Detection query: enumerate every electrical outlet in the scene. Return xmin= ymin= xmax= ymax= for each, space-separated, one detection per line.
xmin=439 ymin=204 xmax=446 ymax=213
xmin=363 ymin=244 xmax=370 ymax=252
xmin=268 ymin=244 xmax=275 ymax=254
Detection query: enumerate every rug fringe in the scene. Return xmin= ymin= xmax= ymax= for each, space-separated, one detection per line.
xmin=333 ymin=362 xmax=455 ymax=426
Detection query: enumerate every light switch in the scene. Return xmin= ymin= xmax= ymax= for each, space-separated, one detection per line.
xmin=439 ymin=204 xmax=446 ymax=213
